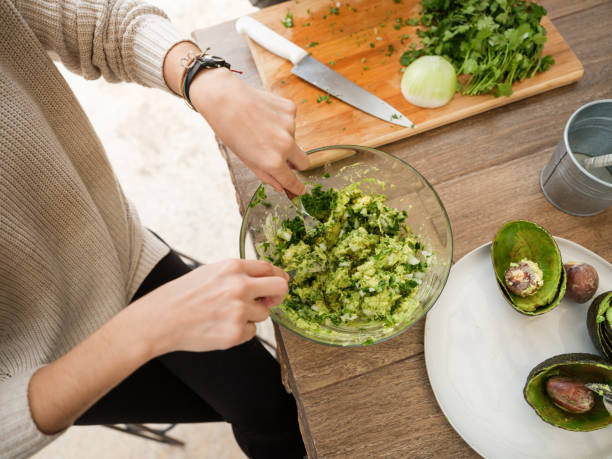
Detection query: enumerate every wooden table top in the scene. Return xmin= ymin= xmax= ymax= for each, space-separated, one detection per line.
xmin=193 ymin=1 xmax=612 ymax=456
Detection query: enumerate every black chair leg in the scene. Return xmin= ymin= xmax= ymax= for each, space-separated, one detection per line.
xmin=103 ymin=424 xmax=185 ymax=446
xmin=173 ymin=249 xmax=204 ymax=269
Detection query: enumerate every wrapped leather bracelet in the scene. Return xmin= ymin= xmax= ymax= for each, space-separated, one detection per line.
xmin=180 ymin=50 xmax=242 ymax=111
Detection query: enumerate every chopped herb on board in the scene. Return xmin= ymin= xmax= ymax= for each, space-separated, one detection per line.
xmin=306 ymin=41 xmax=319 ymax=48
xmin=399 ymin=0 xmax=554 ymax=97
xmin=316 ymin=94 xmax=332 ymax=104
xmin=330 ymin=7 xmax=340 ymax=15
xmin=281 ymin=11 xmax=294 ymax=28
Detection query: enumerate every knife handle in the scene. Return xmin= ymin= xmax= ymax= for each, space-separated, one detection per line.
xmin=235 ymin=16 xmax=308 ymax=65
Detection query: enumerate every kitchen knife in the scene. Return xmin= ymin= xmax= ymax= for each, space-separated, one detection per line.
xmin=585 ymin=383 xmax=612 ymax=415
xmin=235 ymin=16 xmax=414 ymax=128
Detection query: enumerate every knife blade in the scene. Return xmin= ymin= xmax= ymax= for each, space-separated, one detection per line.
xmin=584 ymin=383 xmax=612 ymax=416
xmin=235 ymin=16 xmax=414 ymax=128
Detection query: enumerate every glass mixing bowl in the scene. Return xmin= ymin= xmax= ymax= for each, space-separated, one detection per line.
xmin=239 ymin=145 xmax=453 ymax=346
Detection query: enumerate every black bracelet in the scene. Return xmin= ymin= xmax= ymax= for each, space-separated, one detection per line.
xmin=181 ymin=55 xmax=232 ymax=111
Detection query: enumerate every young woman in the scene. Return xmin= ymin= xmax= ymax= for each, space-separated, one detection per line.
xmin=0 ymin=1 xmax=308 ymax=457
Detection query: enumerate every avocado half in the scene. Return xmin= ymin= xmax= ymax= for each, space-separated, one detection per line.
xmin=491 ymin=220 xmax=565 ymax=315
xmin=587 ymin=291 xmax=612 ymax=361
xmin=524 ymin=353 xmax=612 ymax=431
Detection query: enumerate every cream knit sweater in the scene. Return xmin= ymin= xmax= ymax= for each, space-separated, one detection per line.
xmin=0 ymin=1 xmax=193 ymax=456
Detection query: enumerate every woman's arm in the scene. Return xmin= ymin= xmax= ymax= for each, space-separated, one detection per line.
xmin=163 ymin=42 xmax=310 ymax=195
xmin=28 ymin=260 xmax=288 ymax=434
xmin=15 ymin=0 xmax=309 ymax=194
xmin=14 ymin=0 xmax=189 ymax=89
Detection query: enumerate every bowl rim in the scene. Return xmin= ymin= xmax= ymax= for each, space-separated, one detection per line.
xmin=239 ymin=144 xmax=454 ymax=347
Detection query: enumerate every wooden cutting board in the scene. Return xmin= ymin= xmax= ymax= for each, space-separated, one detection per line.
xmin=245 ymin=0 xmax=583 ymax=152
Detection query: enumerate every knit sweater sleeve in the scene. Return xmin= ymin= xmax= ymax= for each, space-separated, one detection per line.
xmin=0 ymin=366 xmax=63 ymax=458
xmin=13 ymin=0 xmax=193 ymax=90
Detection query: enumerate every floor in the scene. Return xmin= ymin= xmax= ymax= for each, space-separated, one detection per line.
xmin=32 ymin=1 xmax=277 ymax=458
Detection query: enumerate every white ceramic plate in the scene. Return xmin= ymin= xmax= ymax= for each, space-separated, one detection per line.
xmin=425 ymin=237 xmax=612 ymax=459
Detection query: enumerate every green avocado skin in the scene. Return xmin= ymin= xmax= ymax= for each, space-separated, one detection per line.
xmin=523 ymin=353 xmax=612 ymax=431
xmin=491 ymin=220 xmax=565 ymax=316
xmin=587 ymin=291 xmax=612 ymax=361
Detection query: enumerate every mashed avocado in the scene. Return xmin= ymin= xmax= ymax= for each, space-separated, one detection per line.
xmin=258 ymin=181 xmax=432 ymax=330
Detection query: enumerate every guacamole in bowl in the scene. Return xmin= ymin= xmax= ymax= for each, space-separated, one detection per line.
xmin=239 ymin=145 xmax=452 ymax=347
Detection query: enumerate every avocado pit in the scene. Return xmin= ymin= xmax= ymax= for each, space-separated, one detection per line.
xmin=546 ymin=376 xmax=595 ymax=414
xmin=564 ymin=262 xmax=599 ymax=303
xmin=504 ymin=259 xmax=544 ymax=297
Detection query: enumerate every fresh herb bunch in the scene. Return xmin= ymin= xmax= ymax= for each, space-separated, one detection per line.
xmin=400 ymin=0 xmax=555 ymax=97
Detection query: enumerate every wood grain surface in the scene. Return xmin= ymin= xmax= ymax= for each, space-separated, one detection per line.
xmin=193 ymin=1 xmax=612 ymax=457
xmin=244 ymin=0 xmax=584 ymax=153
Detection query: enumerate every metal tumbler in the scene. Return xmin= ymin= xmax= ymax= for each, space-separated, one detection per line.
xmin=540 ymin=99 xmax=612 ymax=216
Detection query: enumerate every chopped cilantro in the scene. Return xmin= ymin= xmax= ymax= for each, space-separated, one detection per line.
xmin=300 ymin=184 xmax=337 ymax=221
xmin=249 ymin=186 xmax=270 ymax=208
xmin=316 ymin=94 xmax=331 ymax=104
xmin=306 ymin=41 xmax=319 ymax=48
xmin=281 ymin=11 xmax=294 ymax=28
xmin=329 ymin=7 xmax=339 ymax=15
xmin=399 ymin=0 xmax=554 ymax=97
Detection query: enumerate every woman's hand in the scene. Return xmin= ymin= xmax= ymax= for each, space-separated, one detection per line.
xmin=162 ymin=42 xmax=309 ymax=195
xmin=139 ymin=259 xmax=289 ymax=354
xmin=29 ymin=258 xmax=288 ymax=434
xmin=190 ymin=68 xmax=309 ymax=195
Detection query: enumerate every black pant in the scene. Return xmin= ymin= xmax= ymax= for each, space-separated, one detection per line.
xmin=75 ymin=250 xmax=306 ymax=459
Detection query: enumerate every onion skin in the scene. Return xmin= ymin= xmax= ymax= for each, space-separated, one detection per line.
xmin=401 ymin=56 xmax=457 ymax=108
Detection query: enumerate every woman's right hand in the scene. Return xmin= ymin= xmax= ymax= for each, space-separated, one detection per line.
xmin=136 ymin=259 xmax=289 ymax=355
